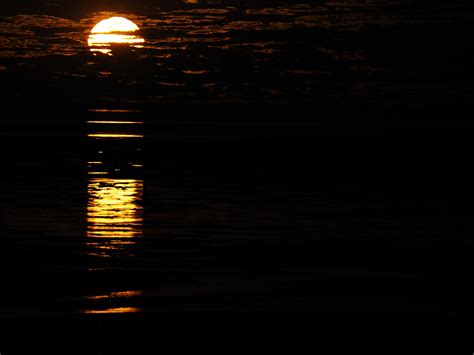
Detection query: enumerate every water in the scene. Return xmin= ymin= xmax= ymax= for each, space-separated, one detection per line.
xmin=1 ymin=0 xmax=474 ymax=338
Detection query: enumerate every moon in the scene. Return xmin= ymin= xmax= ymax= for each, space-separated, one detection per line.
xmin=88 ymin=17 xmax=145 ymax=55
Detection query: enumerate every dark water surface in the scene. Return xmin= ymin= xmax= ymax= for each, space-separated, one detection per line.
xmin=1 ymin=0 xmax=474 ymax=344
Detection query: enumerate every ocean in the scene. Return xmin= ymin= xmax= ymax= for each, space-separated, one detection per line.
xmin=0 ymin=0 xmax=473 ymax=346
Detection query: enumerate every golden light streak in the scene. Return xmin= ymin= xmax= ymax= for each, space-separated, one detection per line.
xmin=88 ymin=172 xmax=108 ymax=175
xmin=88 ymin=134 xmax=144 ymax=138
xmin=87 ymin=178 xmax=143 ymax=240
xmin=88 ymin=121 xmax=144 ymax=125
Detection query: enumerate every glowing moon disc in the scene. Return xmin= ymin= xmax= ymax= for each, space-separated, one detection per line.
xmin=88 ymin=17 xmax=145 ymax=55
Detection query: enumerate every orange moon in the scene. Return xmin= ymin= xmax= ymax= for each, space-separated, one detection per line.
xmin=88 ymin=17 xmax=145 ymax=55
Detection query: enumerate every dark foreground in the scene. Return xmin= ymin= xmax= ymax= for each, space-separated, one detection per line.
xmin=1 ymin=106 xmax=474 ymax=333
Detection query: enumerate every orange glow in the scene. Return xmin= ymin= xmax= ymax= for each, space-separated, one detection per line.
xmin=91 ymin=17 xmax=140 ymax=34
xmin=86 ymin=290 xmax=141 ymax=301
xmin=89 ymin=109 xmax=143 ymax=113
xmin=88 ymin=17 xmax=145 ymax=55
xmin=83 ymin=307 xmax=141 ymax=314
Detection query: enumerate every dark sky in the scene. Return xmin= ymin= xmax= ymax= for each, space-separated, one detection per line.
xmin=1 ymin=0 xmax=473 ymax=107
